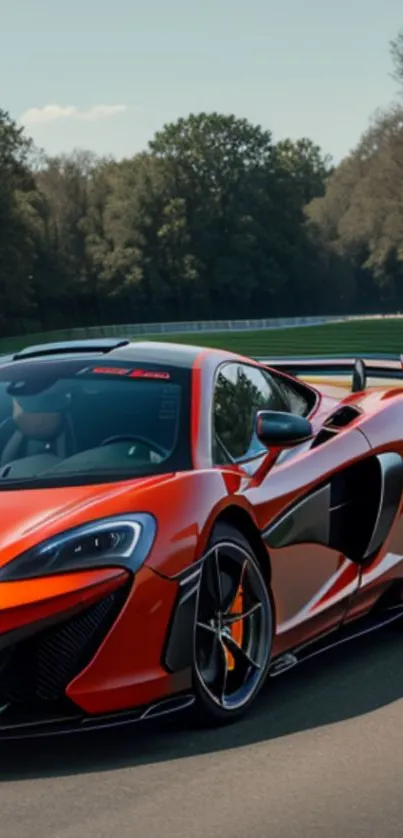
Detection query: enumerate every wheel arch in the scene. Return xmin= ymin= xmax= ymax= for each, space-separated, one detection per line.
xmin=163 ymin=502 xmax=276 ymax=685
xmin=212 ymin=505 xmax=272 ymax=588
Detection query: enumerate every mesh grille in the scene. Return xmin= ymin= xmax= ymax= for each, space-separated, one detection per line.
xmin=0 ymin=589 xmax=126 ymax=704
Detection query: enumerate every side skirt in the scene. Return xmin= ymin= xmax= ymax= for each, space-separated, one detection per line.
xmin=268 ymin=604 xmax=403 ymax=677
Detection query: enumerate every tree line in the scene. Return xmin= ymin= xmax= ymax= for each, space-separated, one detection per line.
xmin=2 ymin=31 xmax=403 ymax=338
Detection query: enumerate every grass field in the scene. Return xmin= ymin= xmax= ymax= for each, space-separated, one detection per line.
xmin=132 ymin=318 xmax=403 ymax=356
xmin=2 ymin=317 xmax=403 ymax=357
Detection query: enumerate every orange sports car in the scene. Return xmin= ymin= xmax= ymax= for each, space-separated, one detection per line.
xmin=0 ymin=338 xmax=403 ymax=738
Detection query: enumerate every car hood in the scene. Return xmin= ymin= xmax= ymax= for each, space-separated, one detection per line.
xmin=0 ymin=473 xmax=176 ymax=568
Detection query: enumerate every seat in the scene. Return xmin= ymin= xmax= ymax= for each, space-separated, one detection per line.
xmin=0 ymin=416 xmax=76 ymax=467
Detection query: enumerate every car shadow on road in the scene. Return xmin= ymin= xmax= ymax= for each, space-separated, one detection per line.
xmin=1 ymin=627 xmax=403 ymax=782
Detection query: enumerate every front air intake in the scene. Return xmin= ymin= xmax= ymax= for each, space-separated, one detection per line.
xmin=0 ymin=587 xmax=128 ymax=705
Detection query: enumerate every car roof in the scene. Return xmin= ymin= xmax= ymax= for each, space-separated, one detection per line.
xmin=114 ymin=340 xmax=211 ymax=368
xmin=0 ymin=339 xmax=227 ymax=371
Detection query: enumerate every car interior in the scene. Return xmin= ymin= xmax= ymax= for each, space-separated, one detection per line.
xmin=0 ymin=377 xmax=182 ymax=480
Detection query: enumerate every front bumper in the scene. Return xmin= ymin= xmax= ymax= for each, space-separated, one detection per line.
xmin=0 ymin=562 xmax=196 ymax=737
xmin=0 ymin=567 xmax=131 ymax=735
xmin=0 ymin=584 xmax=128 ymax=705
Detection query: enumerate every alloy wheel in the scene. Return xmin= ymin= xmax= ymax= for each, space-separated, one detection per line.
xmin=194 ymin=540 xmax=272 ymax=712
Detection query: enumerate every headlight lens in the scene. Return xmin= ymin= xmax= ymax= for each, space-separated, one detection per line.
xmin=0 ymin=513 xmax=157 ymax=581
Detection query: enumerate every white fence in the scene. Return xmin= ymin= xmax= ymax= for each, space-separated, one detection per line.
xmin=38 ymin=312 xmax=403 ymax=340
xmin=2 ymin=312 xmax=403 ymax=348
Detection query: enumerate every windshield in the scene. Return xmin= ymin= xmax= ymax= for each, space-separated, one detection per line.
xmin=0 ymin=358 xmax=191 ymax=488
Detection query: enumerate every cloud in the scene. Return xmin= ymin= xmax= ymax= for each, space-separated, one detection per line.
xmin=20 ymin=104 xmax=128 ymax=126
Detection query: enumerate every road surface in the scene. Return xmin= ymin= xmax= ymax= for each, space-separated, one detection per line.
xmin=1 ymin=627 xmax=403 ymax=838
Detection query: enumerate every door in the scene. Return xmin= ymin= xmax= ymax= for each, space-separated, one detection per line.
xmin=211 ymin=361 xmax=368 ymax=656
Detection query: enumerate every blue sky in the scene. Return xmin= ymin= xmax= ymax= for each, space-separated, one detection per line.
xmin=1 ymin=0 xmax=402 ymax=162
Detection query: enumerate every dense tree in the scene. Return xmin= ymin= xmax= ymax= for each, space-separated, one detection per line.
xmin=32 ymin=150 xmax=108 ymax=327
xmin=3 ymin=28 xmax=403 ymax=340
xmin=146 ymin=113 xmax=333 ymax=318
xmin=0 ymin=108 xmax=374 ymax=338
xmin=149 ymin=113 xmax=275 ymax=176
xmin=390 ymin=29 xmax=403 ymax=90
xmin=275 ymin=138 xmax=333 ymax=204
xmin=306 ymin=105 xmax=403 ymax=309
xmin=0 ymin=110 xmax=42 ymax=335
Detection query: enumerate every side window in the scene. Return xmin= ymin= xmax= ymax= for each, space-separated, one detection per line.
xmin=270 ymin=373 xmax=312 ymax=417
xmin=212 ymin=363 xmax=288 ymax=464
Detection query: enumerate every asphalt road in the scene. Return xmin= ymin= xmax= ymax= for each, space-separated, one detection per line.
xmin=1 ymin=627 xmax=403 ymax=838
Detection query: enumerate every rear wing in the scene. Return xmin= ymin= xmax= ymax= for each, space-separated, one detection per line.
xmin=257 ymin=354 xmax=403 ymax=392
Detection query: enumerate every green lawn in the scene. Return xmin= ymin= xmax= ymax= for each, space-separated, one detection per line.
xmin=133 ymin=318 xmax=403 ymax=356
xmin=2 ymin=317 xmax=403 ymax=357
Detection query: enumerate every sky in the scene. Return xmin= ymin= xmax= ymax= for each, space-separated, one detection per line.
xmin=1 ymin=0 xmax=402 ymax=164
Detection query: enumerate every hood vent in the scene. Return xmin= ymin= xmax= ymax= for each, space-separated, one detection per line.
xmin=311 ymin=404 xmax=361 ymax=450
xmin=324 ymin=405 xmax=361 ymax=429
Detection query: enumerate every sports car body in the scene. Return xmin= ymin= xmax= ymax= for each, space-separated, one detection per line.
xmin=0 ymin=338 xmax=403 ymax=737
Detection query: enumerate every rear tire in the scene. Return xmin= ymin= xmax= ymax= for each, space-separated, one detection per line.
xmin=191 ymin=522 xmax=273 ymax=726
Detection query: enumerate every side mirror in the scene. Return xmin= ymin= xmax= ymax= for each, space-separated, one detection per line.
xmin=256 ymin=410 xmax=313 ymax=449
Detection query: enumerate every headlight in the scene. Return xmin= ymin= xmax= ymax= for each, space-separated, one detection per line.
xmin=0 ymin=513 xmax=157 ymax=581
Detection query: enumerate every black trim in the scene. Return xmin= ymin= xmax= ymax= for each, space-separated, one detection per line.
xmin=0 ymin=693 xmax=196 ymax=740
xmin=263 ymin=452 xmax=403 ymax=564
xmin=163 ymin=566 xmax=202 ymax=672
xmin=264 ymin=484 xmax=331 ymax=548
xmin=363 ymin=452 xmax=403 ymax=559
xmin=8 ymin=339 xmax=205 ymax=369
xmin=13 ymin=338 xmax=131 ymax=360
xmin=167 ymin=558 xmax=206 ymax=582
xmin=261 ymin=354 xmax=403 ymax=382
xmin=269 ymin=603 xmax=403 ymax=678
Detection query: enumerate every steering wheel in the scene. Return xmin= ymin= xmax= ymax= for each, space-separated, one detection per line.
xmin=100 ymin=434 xmax=167 ymax=458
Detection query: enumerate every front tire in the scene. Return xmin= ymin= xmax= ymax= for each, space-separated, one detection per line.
xmin=192 ymin=522 xmax=273 ymax=725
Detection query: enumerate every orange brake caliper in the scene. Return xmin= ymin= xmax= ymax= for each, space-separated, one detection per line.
xmin=225 ymin=584 xmax=244 ymax=671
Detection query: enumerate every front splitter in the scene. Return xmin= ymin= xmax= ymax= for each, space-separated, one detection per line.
xmin=0 ymin=693 xmax=195 ymax=740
